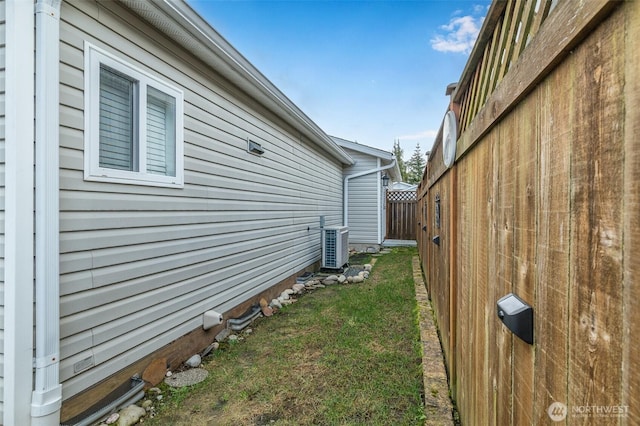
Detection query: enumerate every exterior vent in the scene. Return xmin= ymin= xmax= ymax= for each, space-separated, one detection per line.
xmin=322 ymin=226 xmax=349 ymax=269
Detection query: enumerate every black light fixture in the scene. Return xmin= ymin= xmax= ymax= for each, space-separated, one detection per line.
xmin=381 ymin=173 xmax=390 ymax=187
xmin=497 ymin=293 xmax=534 ymax=344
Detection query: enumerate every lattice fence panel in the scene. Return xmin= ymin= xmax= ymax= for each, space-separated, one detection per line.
xmin=387 ymin=190 xmax=417 ymax=202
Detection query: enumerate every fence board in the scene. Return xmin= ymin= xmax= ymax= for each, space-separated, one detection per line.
xmin=623 ymin=1 xmax=640 ymax=423
xmin=532 ymin=50 xmax=571 ymax=423
xmin=455 ymin=159 xmax=471 ymax=422
xmin=511 ymin=89 xmax=537 ymax=426
xmin=468 ymin=151 xmax=479 ymax=423
xmin=568 ymin=9 xmax=624 ymax=414
xmin=528 ymin=0 xmax=552 ymax=38
xmin=385 ymin=190 xmax=416 ymax=240
xmin=490 ymin=0 xmax=515 ymax=95
xmin=496 ymin=0 xmax=523 ymax=86
xmin=496 ymin=102 xmax=516 ymax=425
xmin=513 ymin=0 xmax=536 ymax=58
xmin=447 ymin=167 xmax=457 ymax=396
xmin=474 ymin=131 xmax=492 ymax=426
xmin=486 ymin=130 xmax=511 ymax=426
xmin=436 ymin=183 xmax=450 ymax=379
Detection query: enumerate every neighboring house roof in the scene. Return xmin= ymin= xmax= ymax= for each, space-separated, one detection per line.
xmin=120 ymin=0 xmax=354 ymax=166
xmin=330 ymin=136 xmax=402 ymax=181
xmin=392 ymin=182 xmax=418 ymax=191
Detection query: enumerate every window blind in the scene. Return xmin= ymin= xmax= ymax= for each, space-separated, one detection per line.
xmin=146 ymin=87 xmax=176 ymax=176
xmin=99 ymin=65 xmax=135 ymax=171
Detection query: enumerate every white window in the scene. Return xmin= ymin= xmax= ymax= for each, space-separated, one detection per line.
xmin=84 ymin=42 xmax=184 ymax=187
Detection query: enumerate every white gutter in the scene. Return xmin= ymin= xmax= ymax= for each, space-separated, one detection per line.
xmin=32 ymin=0 xmax=63 ymax=424
xmin=4 ymin=1 xmax=36 ymax=424
xmin=343 ymin=157 xmax=397 ymax=227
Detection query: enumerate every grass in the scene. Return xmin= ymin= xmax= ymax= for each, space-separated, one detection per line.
xmin=144 ymin=247 xmax=425 ymax=425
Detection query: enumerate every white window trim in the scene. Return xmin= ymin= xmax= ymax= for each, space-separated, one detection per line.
xmin=84 ymin=41 xmax=184 ymax=188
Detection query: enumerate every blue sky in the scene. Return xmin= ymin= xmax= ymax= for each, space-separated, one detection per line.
xmin=189 ymin=0 xmax=490 ymax=160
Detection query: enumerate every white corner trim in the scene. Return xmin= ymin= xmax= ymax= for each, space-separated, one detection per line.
xmin=4 ymin=1 xmax=36 ymax=425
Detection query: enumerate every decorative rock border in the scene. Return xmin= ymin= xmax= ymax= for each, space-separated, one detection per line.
xmin=411 ymin=256 xmax=455 ymax=425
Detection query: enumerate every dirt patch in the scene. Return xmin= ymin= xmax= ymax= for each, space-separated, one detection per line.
xmin=348 ymin=252 xmax=372 ymax=264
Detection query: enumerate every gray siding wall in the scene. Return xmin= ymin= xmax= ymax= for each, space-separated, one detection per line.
xmin=343 ymin=149 xmax=380 ymax=245
xmin=59 ymin=0 xmax=343 ymax=400
xmin=0 ymin=0 xmax=5 ymax=417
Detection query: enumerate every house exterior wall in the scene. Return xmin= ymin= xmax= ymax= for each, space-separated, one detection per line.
xmin=58 ymin=0 xmax=344 ymax=403
xmin=343 ymin=149 xmax=380 ymax=245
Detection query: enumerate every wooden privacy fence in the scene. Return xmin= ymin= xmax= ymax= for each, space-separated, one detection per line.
xmin=385 ymin=190 xmax=416 ymax=240
xmin=417 ymin=0 xmax=639 ymax=425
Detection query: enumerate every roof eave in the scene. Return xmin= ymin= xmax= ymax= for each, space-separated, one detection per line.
xmin=331 ymin=136 xmax=394 ymax=162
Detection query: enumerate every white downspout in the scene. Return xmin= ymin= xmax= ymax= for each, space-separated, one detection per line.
xmin=4 ymin=1 xmax=36 ymax=425
xmin=32 ymin=1 xmax=63 ymax=425
xmin=343 ymin=157 xmax=396 ymax=227
xmin=377 ymin=158 xmax=383 ymax=244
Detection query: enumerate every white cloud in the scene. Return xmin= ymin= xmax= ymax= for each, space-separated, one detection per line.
xmin=473 ymin=4 xmax=488 ymax=14
xmin=430 ymin=14 xmax=484 ymax=54
xmin=398 ymin=129 xmax=438 ymax=141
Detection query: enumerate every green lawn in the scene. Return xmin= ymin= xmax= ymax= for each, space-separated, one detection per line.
xmin=144 ymin=247 xmax=425 ymax=425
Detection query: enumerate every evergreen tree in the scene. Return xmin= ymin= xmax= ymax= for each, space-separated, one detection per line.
xmin=392 ymin=139 xmax=408 ymax=182
xmin=406 ymin=142 xmax=426 ymax=184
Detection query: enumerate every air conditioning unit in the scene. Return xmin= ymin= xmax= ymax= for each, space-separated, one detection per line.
xmin=322 ymin=226 xmax=349 ymax=269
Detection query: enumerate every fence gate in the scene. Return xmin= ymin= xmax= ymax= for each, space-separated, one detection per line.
xmin=385 ymin=190 xmax=417 ymax=240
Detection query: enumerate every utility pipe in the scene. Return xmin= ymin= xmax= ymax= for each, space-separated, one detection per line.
xmin=32 ymin=1 xmax=63 ymax=424
xmin=71 ymin=377 xmax=145 ymax=426
xmin=227 ymin=305 xmax=262 ymax=331
xmin=343 ymin=158 xmax=396 ymax=227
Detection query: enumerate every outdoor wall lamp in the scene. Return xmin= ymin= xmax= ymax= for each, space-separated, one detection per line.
xmin=381 ymin=173 xmax=389 ymax=187
xmin=497 ymin=293 xmax=534 ymax=344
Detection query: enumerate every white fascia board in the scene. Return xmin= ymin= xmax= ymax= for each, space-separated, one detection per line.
xmin=331 ymin=136 xmax=394 ymax=162
xmin=117 ymin=0 xmax=353 ymax=165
